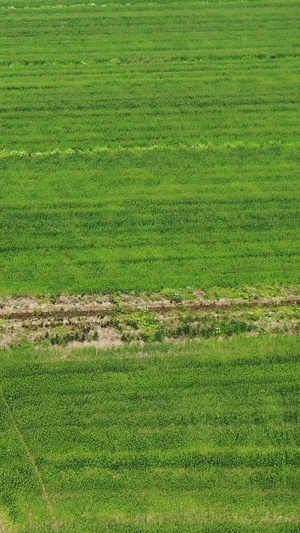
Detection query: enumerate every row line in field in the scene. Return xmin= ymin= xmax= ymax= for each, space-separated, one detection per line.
xmin=0 ymin=1 xmax=157 ymax=10
xmin=0 ymin=0 xmax=293 ymax=10
xmin=0 ymin=140 xmax=296 ymax=159
xmin=3 ymin=54 xmax=290 ymax=68
xmin=0 ymin=1 xmax=235 ymax=12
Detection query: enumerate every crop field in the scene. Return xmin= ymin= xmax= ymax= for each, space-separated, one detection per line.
xmin=0 ymin=0 xmax=300 ymax=293
xmin=0 ymin=337 xmax=300 ymax=532
xmin=1 ymin=2 xmax=300 ymax=530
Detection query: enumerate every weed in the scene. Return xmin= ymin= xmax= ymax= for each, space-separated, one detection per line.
xmin=33 ymin=308 xmax=43 ymax=317
xmin=163 ymin=289 xmax=184 ymax=303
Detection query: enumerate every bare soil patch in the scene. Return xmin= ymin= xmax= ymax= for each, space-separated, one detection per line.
xmin=0 ymin=289 xmax=299 ymax=349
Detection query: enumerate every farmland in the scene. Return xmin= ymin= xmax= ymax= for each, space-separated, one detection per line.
xmin=1 ymin=0 xmax=300 ymax=531
xmin=0 ymin=0 xmax=300 ymax=293
xmin=1 ymin=337 xmax=300 ymax=532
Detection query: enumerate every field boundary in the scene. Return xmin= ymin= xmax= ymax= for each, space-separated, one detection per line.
xmin=0 ymin=290 xmax=300 ymax=348
xmin=0 ymin=294 xmax=300 ymax=321
xmin=0 ymin=388 xmax=59 ymax=531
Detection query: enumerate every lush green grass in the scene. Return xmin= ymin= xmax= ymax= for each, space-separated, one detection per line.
xmin=0 ymin=0 xmax=300 ymax=293
xmin=1 ymin=0 xmax=299 ymax=150
xmin=0 ymin=146 xmax=300 ymax=293
xmin=1 ymin=337 xmax=300 ymax=532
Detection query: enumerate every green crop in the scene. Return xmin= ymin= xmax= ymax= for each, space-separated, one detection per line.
xmin=1 ymin=336 xmax=300 ymax=531
xmin=0 ymin=0 xmax=299 ymax=294
xmin=0 ymin=146 xmax=300 ymax=294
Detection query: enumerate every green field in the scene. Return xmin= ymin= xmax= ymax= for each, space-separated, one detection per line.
xmin=1 ymin=2 xmax=300 ymax=529
xmin=1 ymin=0 xmax=299 ymax=293
xmin=0 ymin=337 xmax=300 ymax=532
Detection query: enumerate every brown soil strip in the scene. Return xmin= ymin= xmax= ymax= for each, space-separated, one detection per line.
xmin=0 ymin=295 xmax=300 ymax=321
xmin=0 ymin=292 xmax=299 ymax=349
xmin=0 ymin=388 xmax=59 ymax=531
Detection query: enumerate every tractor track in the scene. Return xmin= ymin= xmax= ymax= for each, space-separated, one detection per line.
xmin=0 ymin=291 xmax=299 ymax=349
xmin=0 ymin=295 xmax=300 ymax=321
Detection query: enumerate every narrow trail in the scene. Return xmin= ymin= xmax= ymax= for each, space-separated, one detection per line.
xmin=0 ymin=388 xmax=59 ymax=532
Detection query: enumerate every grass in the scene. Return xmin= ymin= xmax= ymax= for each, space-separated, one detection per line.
xmin=1 ymin=2 xmax=300 ymax=531
xmin=1 ymin=336 xmax=300 ymax=531
xmin=0 ymin=0 xmax=300 ymax=293
xmin=1 ymin=146 xmax=300 ymax=294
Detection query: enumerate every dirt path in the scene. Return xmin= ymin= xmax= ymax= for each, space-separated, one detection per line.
xmin=0 ymin=294 xmax=299 ymax=321
xmin=0 ymin=290 xmax=299 ymax=349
